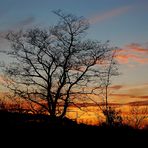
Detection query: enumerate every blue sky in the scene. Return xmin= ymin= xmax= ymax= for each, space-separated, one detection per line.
xmin=0 ymin=0 xmax=148 ymax=103
xmin=0 ymin=0 xmax=148 ymax=46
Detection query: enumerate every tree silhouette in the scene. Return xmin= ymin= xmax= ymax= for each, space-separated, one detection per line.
xmin=125 ymin=104 xmax=148 ymax=129
xmin=89 ymin=49 xmax=121 ymax=126
xmin=99 ymin=49 xmax=120 ymax=125
xmin=2 ymin=10 xmax=116 ymax=120
xmin=103 ymin=106 xmax=122 ymax=127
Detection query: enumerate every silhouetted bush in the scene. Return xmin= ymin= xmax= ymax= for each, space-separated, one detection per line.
xmin=103 ymin=106 xmax=123 ymax=127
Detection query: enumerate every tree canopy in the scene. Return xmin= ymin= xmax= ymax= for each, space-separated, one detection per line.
xmin=2 ymin=10 xmax=116 ymax=119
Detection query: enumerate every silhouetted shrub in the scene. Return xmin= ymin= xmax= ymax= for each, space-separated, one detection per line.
xmin=103 ymin=106 xmax=123 ymax=127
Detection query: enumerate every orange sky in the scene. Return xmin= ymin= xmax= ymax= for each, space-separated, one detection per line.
xmin=66 ymin=105 xmax=148 ymax=128
xmin=0 ymin=0 xmax=148 ymax=117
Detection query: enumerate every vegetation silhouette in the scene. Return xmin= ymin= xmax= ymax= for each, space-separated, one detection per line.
xmin=1 ymin=10 xmax=117 ymax=122
xmin=0 ymin=109 xmax=147 ymax=145
xmin=0 ymin=10 xmax=147 ymax=145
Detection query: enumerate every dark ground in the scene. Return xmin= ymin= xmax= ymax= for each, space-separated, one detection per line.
xmin=0 ymin=110 xmax=147 ymax=147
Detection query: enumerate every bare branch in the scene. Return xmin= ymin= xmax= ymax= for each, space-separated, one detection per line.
xmin=1 ymin=10 xmax=116 ymax=119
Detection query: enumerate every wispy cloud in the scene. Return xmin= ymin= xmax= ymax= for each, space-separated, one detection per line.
xmin=0 ymin=16 xmax=34 ymax=32
xmin=139 ymin=96 xmax=148 ymax=99
xmin=0 ymin=16 xmax=36 ymax=43
xmin=89 ymin=5 xmax=133 ymax=24
xmin=17 ymin=17 xmax=35 ymax=27
xmin=0 ymin=16 xmax=36 ymax=33
xmin=111 ymin=94 xmax=148 ymax=100
xmin=127 ymin=100 xmax=148 ymax=106
xmin=111 ymin=93 xmax=135 ymax=98
xmin=126 ymin=43 xmax=148 ymax=54
xmin=117 ymin=54 xmax=148 ymax=64
xmin=87 ymin=84 xmax=148 ymax=104
xmin=109 ymin=85 xmax=124 ymax=90
xmin=0 ymin=17 xmax=36 ymax=60
xmin=106 ymin=83 xmax=148 ymax=104
xmin=12 ymin=16 xmax=35 ymax=29
xmin=116 ymin=42 xmax=148 ymax=64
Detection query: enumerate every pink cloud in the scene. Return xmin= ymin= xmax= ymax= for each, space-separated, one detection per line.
xmin=116 ymin=43 xmax=148 ymax=64
xmin=89 ymin=5 xmax=133 ymax=24
xmin=116 ymin=54 xmax=148 ymax=64
xmin=126 ymin=43 xmax=148 ymax=54
xmin=116 ymin=54 xmax=138 ymax=64
xmin=132 ymin=57 xmax=148 ymax=64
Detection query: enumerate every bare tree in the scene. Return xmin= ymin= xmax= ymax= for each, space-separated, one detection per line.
xmin=125 ymin=105 xmax=148 ymax=129
xmin=90 ymin=49 xmax=121 ymax=126
xmin=100 ymin=49 xmax=119 ymax=109
xmin=101 ymin=49 xmax=122 ymax=125
xmin=1 ymin=10 xmax=115 ymax=120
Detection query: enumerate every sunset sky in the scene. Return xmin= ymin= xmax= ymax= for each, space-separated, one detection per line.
xmin=0 ymin=0 xmax=148 ymax=104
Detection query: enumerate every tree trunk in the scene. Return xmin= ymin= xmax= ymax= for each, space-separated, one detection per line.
xmin=60 ymin=101 xmax=68 ymax=118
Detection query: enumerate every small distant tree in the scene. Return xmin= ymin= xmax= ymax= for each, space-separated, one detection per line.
xmin=103 ymin=106 xmax=122 ymax=126
xmin=91 ymin=48 xmax=122 ymax=126
xmin=0 ymin=99 xmax=7 ymax=111
xmin=1 ymin=10 xmax=116 ymax=120
xmin=126 ymin=105 xmax=148 ymax=129
xmin=100 ymin=49 xmax=122 ymax=126
xmin=102 ymin=50 xmax=118 ymax=109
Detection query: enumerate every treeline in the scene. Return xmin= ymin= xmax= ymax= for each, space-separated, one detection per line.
xmin=0 ymin=99 xmax=147 ymax=129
